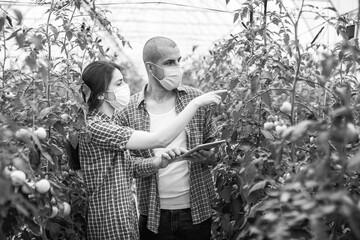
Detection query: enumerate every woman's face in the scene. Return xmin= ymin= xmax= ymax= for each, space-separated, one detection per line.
xmin=106 ymin=68 xmax=126 ymax=100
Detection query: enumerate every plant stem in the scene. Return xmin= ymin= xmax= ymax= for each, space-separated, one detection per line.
xmin=355 ymin=0 xmax=360 ymax=48
xmin=1 ymin=29 xmax=7 ymax=90
xmin=243 ymin=88 xmax=291 ymax=106
xmin=63 ymin=7 xmax=76 ymax=107
xmin=289 ymin=0 xmax=305 ymax=163
xmin=45 ymin=0 xmax=55 ymax=172
xmin=45 ymin=0 xmax=55 ymax=106
xmin=263 ymin=0 xmax=268 ymax=46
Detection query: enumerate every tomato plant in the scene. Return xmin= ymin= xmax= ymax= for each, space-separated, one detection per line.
xmin=0 ymin=0 xmax=138 ymax=239
xmin=2 ymin=0 xmax=360 ymax=239
xmin=181 ymin=0 xmax=360 ymax=239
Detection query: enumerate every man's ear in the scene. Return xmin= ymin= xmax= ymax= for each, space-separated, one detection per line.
xmin=147 ymin=63 xmax=152 ymax=71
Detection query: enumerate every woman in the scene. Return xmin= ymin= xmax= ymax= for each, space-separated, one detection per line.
xmin=79 ymin=60 xmax=224 ymax=240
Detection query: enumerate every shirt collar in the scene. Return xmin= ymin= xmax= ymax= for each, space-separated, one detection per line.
xmin=90 ymin=109 xmax=113 ymax=122
xmin=136 ymin=83 xmax=188 ymax=109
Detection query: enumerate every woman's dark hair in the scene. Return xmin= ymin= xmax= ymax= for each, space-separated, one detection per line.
xmin=81 ymin=60 xmax=122 ymax=110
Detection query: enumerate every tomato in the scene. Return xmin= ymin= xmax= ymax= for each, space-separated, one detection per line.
xmin=62 ymin=202 xmax=71 ymax=217
xmin=280 ymin=101 xmax=292 ymax=113
xmin=34 ymin=127 xmax=47 ymax=140
xmin=49 ymin=206 xmax=59 ymax=218
xmin=35 ymin=179 xmax=51 ymax=194
xmin=10 ymin=170 xmax=27 ymax=186
xmin=264 ymin=122 xmax=274 ymax=130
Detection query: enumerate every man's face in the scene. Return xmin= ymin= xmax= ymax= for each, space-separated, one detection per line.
xmin=152 ymin=46 xmax=181 ymax=80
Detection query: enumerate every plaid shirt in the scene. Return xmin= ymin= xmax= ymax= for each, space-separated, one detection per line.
xmin=117 ymin=84 xmax=217 ymax=234
xmin=79 ymin=109 xmax=157 ymax=240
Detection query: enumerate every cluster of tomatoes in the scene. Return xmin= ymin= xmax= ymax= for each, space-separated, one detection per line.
xmin=263 ymin=101 xmax=292 ymax=135
xmin=2 ymin=126 xmax=71 ymax=219
xmin=15 ymin=127 xmax=47 ymax=141
xmin=2 ymin=165 xmax=71 ymax=218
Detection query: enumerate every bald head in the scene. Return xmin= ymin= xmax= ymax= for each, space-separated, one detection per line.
xmin=143 ymin=36 xmax=178 ymax=64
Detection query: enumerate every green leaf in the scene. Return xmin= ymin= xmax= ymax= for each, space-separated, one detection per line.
xmin=282 ymin=120 xmax=316 ymax=141
xmin=231 ymin=197 xmax=242 ymax=216
xmin=75 ymin=0 xmax=81 ymax=9
xmin=219 ymin=185 xmax=232 ymax=203
xmin=50 ymin=144 xmax=63 ymax=156
xmin=232 ymin=109 xmax=242 ymax=123
xmin=246 ymin=101 xmax=255 ymax=114
xmin=283 ymin=33 xmax=290 ymax=45
xmin=0 ymin=177 xmax=12 ymax=205
xmin=249 ymin=180 xmax=268 ymax=195
xmin=47 ymin=222 xmax=61 ymax=239
xmin=261 ymin=91 xmax=271 ymax=106
xmin=24 ymin=217 xmax=42 ymax=236
xmin=49 ymin=24 xmax=59 ymax=40
xmin=289 ymin=229 xmax=312 ymax=239
xmin=233 ymin=12 xmax=239 ymax=23
xmin=229 ymin=77 xmax=239 ymax=90
xmin=221 ymin=214 xmax=230 ymax=232
xmin=29 ymin=146 xmax=41 ymax=170
xmin=250 ymin=75 xmax=260 ymax=94
xmin=6 ymin=28 xmax=21 ymax=40
xmin=324 ymin=7 xmax=337 ymax=12
xmin=0 ymin=17 xmax=5 ymax=32
xmin=13 ymin=9 xmax=23 ymax=24
xmin=53 ymin=121 xmax=66 ymax=137
xmin=241 ymin=7 xmax=248 ymax=20
xmin=39 ymin=106 xmax=54 ymax=119
xmin=42 ymin=151 xmax=54 ymax=165
xmin=25 ymin=55 xmax=37 ymax=70
xmin=15 ymin=32 xmax=25 ymax=48
xmin=69 ymin=132 xmax=79 ymax=149
xmin=221 ymin=126 xmax=232 ymax=139
xmin=66 ymin=30 xmax=73 ymax=41
xmin=261 ymin=129 xmax=274 ymax=139
xmin=230 ymin=131 xmax=238 ymax=142
xmin=348 ymin=150 xmax=360 ymax=170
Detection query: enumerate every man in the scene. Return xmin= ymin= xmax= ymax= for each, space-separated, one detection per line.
xmin=118 ymin=36 xmax=218 ymax=240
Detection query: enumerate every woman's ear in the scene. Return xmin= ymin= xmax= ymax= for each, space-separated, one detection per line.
xmin=98 ymin=94 xmax=105 ymax=100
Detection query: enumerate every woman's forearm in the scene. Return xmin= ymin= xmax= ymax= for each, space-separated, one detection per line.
xmin=125 ymin=90 xmax=223 ymax=150
xmin=126 ymin=101 xmax=199 ymax=150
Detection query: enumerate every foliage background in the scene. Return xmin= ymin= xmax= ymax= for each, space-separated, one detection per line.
xmin=1 ymin=0 xmax=360 ymax=239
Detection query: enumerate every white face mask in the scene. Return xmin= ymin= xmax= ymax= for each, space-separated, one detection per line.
xmin=106 ymin=84 xmax=131 ymax=111
xmin=147 ymin=62 xmax=182 ymax=90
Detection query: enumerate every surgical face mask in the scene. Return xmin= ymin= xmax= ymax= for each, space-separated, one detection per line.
xmin=147 ymin=62 xmax=182 ymax=90
xmin=106 ymin=83 xmax=131 ymax=111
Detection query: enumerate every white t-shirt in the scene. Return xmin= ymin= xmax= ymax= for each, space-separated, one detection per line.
xmin=148 ymin=108 xmax=190 ymax=210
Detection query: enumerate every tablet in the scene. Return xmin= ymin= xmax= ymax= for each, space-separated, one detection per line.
xmin=177 ymin=140 xmax=226 ymax=159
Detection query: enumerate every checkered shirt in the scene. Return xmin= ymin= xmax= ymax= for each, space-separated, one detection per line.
xmin=117 ymin=84 xmax=218 ymax=234
xmin=79 ymin=109 xmax=157 ymax=240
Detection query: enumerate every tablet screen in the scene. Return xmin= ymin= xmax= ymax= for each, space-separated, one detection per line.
xmin=172 ymin=140 xmax=226 ymax=162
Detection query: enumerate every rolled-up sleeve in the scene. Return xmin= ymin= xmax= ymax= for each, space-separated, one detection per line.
xmin=88 ymin=121 xmax=134 ymax=151
xmin=130 ymin=155 xmax=158 ymax=178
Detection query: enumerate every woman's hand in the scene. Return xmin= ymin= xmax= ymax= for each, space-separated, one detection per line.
xmin=190 ymin=90 xmax=227 ymax=108
xmin=153 ymin=147 xmax=188 ymax=169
